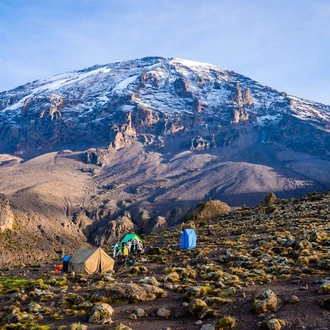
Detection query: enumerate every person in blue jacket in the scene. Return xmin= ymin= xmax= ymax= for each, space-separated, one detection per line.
xmin=62 ymin=255 xmax=70 ymax=273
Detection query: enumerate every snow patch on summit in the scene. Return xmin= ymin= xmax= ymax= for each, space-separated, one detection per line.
xmin=171 ymin=58 xmax=216 ymax=68
xmin=1 ymin=56 xmax=329 ymax=133
xmin=113 ymin=75 xmax=139 ymax=93
xmin=3 ymin=67 xmax=109 ymax=111
xmin=289 ymin=96 xmax=330 ymax=124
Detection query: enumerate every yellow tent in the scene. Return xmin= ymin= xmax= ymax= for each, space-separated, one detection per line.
xmin=68 ymin=247 xmax=114 ymax=274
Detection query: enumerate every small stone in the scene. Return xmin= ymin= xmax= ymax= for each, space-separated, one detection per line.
xmin=200 ymin=324 xmax=215 ymax=330
xmin=157 ymin=307 xmax=171 ymax=317
xmin=266 ymin=317 xmax=286 ymax=330
xmin=133 ymin=308 xmax=145 ymax=317
xmin=215 ymin=280 xmax=226 ymax=288
xmin=115 ymin=323 xmax=133 ymax=330
xmin=299 ymin=284 xmax=308 ymax=290
xmin=287 ymin=295 xmax=300 ymax=304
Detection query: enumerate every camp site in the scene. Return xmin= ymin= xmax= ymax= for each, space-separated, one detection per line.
xmin=55 ymin=229 xmax=199 ymax=275
xmin=56 ymin=232 xmax=148 ymax=275
xmin=2 ymin=192 xmax=330 ymax=330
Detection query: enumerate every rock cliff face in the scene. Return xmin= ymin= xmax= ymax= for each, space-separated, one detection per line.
xmin=0 ymin=194 xmax=14 ymax=232
xmin=0 ymin=56 xmax=329 ymax=249
xmin=0 ymin=194 xmax=91 ymax=267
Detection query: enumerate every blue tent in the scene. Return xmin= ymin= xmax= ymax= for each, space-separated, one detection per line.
xmin=181 ymin=229 xmax=197 ymax=249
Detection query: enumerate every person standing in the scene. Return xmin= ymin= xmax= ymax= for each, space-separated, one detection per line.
xmin=62 ymin=255 xmax=70 ymax=273
xmin=127 ymin=240 xmax=132 ymax=255
xmin=134 ymin=238 xmax=139 ymax=254
xmin=123 ymin=244 xmax=129 ymax=265
xmin=131 ymin=239 xmax=136 ymax=254
xmin=137 ymin=241 xmax=144 ymax=259
xmin=113 ymin=242 xmax=119 ymax=258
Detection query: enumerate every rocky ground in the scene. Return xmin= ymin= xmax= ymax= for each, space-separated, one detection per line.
xmin=1 ymin=190 xmax=330 ymax=329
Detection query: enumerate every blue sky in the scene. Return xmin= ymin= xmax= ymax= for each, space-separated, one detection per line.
xmin=1 ymin=0 xmax=329 ymax=104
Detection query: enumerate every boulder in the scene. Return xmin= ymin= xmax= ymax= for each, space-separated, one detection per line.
xmin=132 ymin=308 xmax=146 ymax=317
xmin=145 ymin=216 xmax=168 ymax=234
xmin=266 ymin=318 xmax=286 ymax=330
xmin=138 ymin=276 xmax=160 ymax=286
xmin=88 ymin=303 xmax=114 ymax=324
xmin=253 ymin=289 xmax=278 ymax=314
xmin=319 ymin=280 xmax=330 ymax=294
xmin=184 ymin=200 xmax=231 ymax=222
xmin=28 ymin=302 xmax=42 ymax=314
xmin=94 ymin=283 xmax=166 ymax=303
xmin=157 ymin=306 xmax=171 ymax=317
xmin=81 ymin=150 xmax=103 ymax=166
xmin=261 ymin=192 xmax=277 ymax=205
xmin=200 ymin=324 xmax=216 ymax=330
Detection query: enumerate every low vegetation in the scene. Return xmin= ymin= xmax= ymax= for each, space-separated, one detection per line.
xmin=0 ymin=190 xmax=330 ymax=329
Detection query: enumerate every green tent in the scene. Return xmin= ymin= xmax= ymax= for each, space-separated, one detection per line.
xmin=120 ymin=233 xmax=143 ymax=246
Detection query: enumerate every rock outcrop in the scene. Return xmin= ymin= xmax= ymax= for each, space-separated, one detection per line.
xmin=89 ymin=211 xmax=137 ymax=246
xmin=0 ymin=194 xmax=14 ymax=232
xmin=184 ymin=200 xmax=231 ymax=222
xmin=0 ymin=198 xmax=91 ymax=267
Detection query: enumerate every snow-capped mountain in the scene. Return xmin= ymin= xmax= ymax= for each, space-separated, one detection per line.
xmin=0 ymin=56 xmax=330 ymax=245
xmin=1 ymin=56 xmax=329 ymax=156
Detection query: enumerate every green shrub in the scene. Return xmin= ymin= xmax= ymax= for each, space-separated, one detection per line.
xmin=189 ymin=298 xmax=208 ymax=314
xmin=0 ymin=277 xmax=29 ymax=293
xmin=70 ymin=323 xmax=84 ymax=330
xmin=215 ymin=316 xmax=236 ymax=329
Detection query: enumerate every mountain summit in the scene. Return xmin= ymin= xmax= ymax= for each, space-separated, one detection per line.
xmin=1 ymin=56 xmax=329 ymax=155
xmin=0 ymin=56 xmax=330 ymax=247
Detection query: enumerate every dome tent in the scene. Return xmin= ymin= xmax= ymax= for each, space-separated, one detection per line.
xmin=120 ymin=233 xmax=143 ymax=246
xmin=68 ymin=247 xmax=114 ymax=274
